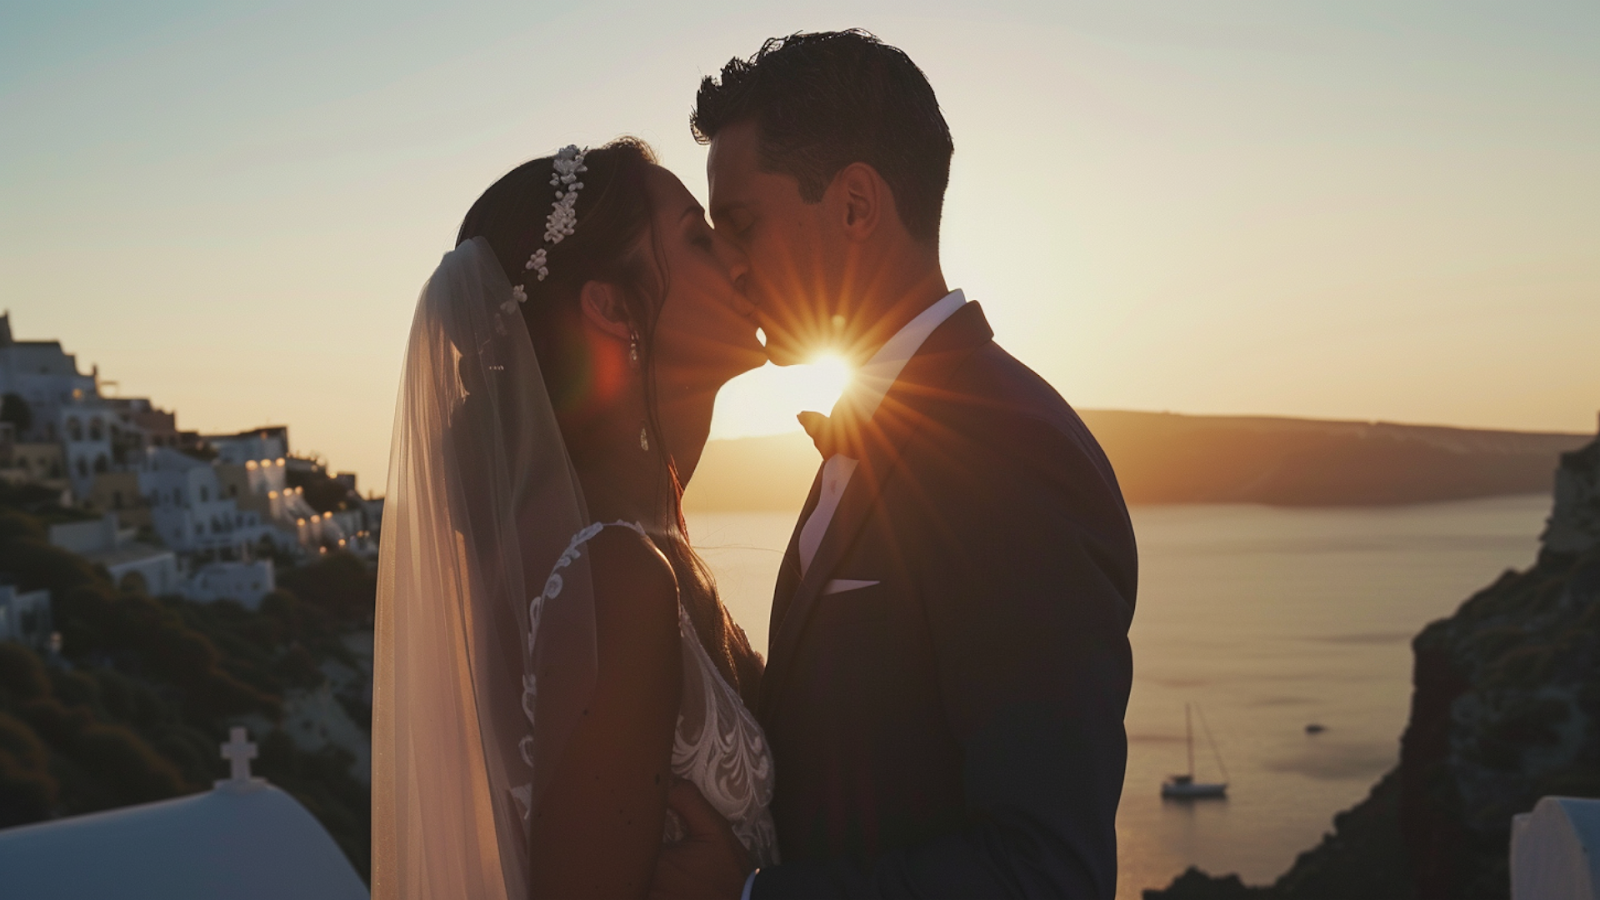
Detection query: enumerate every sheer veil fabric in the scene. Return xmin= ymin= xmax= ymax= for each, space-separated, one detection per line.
xmin=373 ymin=238 xmax=597 ymax=900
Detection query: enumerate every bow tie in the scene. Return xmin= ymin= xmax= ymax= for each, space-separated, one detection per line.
xmin=798 ymin=410 xmax=861 ymax=459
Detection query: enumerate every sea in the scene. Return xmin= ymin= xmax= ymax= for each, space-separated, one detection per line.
xmin=685 ymin=493 xmax=1554 ymax=898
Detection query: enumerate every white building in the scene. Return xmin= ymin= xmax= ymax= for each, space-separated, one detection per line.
xmin=0 ymin=313 xmax=99 ymax=444
xmin=243 ymin=456 xmax=289 ymax=496
xmin=48 ymin=512 xmax=182 ymax=596
xmin=215 ymin=456 xmax=328 ymax=552
xmin=106 ymin=396 xmax=180 ymax=449
xmin=1511 ymin=795 xmax=1600 ymax=899
xmin=0 ymin=585 xmax=52 ymax=650
xmin=207 ymin=427 xmax=289 ymax=467
xmin=138 ymin=448 xmax=266 ymax=555
xmin=185 ymin=560 xmax=276 ymax=609
xmin=59 ymin=402 xmax=114 ymax=498
xmin=0 ymin=728 xmax=369 ymax=900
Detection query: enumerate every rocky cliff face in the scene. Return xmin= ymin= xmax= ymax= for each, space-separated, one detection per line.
xmin=1400 ymin=427 xmax=1600 ymax=897
xmin=1541 ymin=435 xmax=1600 ymax=557
xmin=1149 ymin=422 xmax=1600 ymax=900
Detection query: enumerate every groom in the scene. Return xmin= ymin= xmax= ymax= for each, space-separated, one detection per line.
xmin=655 ymin=31 xmax=1138 ymax=899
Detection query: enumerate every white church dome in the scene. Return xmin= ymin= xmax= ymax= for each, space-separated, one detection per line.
xmin=0 ymin=729 xmax=367 ymax=900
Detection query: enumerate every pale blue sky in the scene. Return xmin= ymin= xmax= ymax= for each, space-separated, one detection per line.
xmin=3 ymin=1 xmax=1596 ymax=485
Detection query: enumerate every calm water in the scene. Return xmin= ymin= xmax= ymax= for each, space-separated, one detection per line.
xmin=686 ymin=495 xmax=1550 ymax=897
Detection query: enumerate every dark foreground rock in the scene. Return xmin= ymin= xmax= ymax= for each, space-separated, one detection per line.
xmin=1144 ymin=771 xmax=1413 ymax=900
xmin=1147 ymin=422 xmax=1600 ymax=900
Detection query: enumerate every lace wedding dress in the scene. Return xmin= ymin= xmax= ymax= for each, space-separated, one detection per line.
xmin=376 ymin=239 xmax=773 ymax=899
xmin=535 ymin=521 xmax=780 ymax=868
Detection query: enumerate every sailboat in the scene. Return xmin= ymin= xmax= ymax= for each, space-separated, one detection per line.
xmin=1161 ymin=703 xmax=1229 ymax=799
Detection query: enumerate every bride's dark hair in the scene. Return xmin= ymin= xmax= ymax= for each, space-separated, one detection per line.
xmin=457 ymin=138 xmax=762 ymax=705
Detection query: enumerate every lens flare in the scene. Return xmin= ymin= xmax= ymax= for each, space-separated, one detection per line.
xmin=707 ymin=354 xmax=857 ymax=440
xmin=804 ymin=353 xmax=854 ymax=408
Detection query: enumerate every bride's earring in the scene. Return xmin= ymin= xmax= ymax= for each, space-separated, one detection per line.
xmin=629 ymin=332 xmax=647 ymax=451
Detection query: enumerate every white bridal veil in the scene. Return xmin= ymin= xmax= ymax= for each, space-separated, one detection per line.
xmin=373 ymin=237 xmax=596 ymax=899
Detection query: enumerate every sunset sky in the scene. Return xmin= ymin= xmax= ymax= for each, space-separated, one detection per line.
xmin=3 ymin=1 xmax=1596 ymax=486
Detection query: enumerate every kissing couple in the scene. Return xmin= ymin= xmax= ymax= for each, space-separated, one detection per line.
xmin=373 ymin=29 xmax=1137 ymax=900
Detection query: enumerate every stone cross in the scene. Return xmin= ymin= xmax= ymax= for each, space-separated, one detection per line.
xmin=220 ymin=727 xmax=257 ymax=782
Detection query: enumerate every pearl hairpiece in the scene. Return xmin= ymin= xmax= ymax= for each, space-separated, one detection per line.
xmin=506 ymin=145 xmax=588 ymax=315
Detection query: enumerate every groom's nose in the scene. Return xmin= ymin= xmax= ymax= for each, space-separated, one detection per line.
xmin=718 ymin=241 xmax=752 ymax=304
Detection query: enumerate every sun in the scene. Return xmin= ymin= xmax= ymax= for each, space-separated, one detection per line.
xmin=801 ymin=353 xmax=855 ymax=408
xmin=707 ymin=354 xmax=857 ymax=441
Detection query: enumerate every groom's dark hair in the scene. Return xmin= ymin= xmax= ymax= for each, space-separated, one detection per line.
xmin=692 ymin=29 xmax=953 ymax=244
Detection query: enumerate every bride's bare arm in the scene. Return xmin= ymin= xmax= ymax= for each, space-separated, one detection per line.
xmin=527 ymin=527 xmax=682 ymax=899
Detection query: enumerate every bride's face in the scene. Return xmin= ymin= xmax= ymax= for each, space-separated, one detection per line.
xmin=644 ymin=166 xmax=766 ymax=393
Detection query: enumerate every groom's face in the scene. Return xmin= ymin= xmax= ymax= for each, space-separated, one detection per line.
xmin=707 ymin=120 xmax=838 ymax=366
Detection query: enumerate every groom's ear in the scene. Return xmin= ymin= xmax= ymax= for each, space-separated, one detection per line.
xmin=831 ymin=162 xmax=887 ymax=243
xmin=579 ymin=280 xmax=634 ymax=343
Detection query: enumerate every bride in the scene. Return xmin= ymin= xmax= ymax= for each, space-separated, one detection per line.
xmin=372 ymin=139 xmax=777 ymax=898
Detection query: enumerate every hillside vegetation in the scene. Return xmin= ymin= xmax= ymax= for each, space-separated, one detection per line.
xmin=0 ymin=486 xmax=376 ymax=880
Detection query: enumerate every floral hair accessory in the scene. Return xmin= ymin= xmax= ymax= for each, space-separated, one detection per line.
xmin=524 ymin=248 xmax=548 ymax=280
xmin=501 ymin=284 xmax=528 ymax=316
xmin=508 ymin=144 xmax=589 ymax=310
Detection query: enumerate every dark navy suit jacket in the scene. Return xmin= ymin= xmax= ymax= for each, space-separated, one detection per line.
xmin=751 ymin=303 xmax=1138 ymax=899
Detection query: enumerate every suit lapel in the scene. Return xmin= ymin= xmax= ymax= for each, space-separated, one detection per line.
xmin=769 ymin=464 xmax=824 ymax=649
xmin=760 ymin=303 xmax=996 ymax=717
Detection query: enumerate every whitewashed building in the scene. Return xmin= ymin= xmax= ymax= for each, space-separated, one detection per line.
xmin=48 ymin=512 xmax=181 ymax=596
xmin=207 ymin=427 xmax=289 ymax=467
xmin=0 ymin=728 xmax=369 ymax=900
xmin=59 ymin=402 xmax=114 ymax=498
xmin=138 ymin=448 xmax=266 ymax=555
xmin=184 ymin=560 xmax=276 ymax=609
xmin=1512 ymin=795 xmax=1600 ymax=900
xmin=0 ymin=585 xmax=52 ymax=649
xmin=0 ymin=313 xmax=99 ymax=444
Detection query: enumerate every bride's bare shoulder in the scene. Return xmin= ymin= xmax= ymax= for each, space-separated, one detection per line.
xmin=584 ymin=524 xmax=680 ymax=636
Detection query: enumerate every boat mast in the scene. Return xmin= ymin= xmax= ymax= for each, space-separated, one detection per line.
xmin=1185 ymin=703 xmax=1195 ymax=778
xmin=1196 ymin=704 xmax=1230 ymax=784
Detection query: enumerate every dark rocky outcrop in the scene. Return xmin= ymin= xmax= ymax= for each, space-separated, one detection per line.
xmin=1147 ymin=421 xmax=1600 ymax=900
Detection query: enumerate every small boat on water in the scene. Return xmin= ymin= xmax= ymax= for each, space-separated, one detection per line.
xmin=1162 ymin=703 xmax=1229 ymax=800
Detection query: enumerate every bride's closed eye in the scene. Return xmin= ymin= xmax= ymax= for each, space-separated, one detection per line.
xmin=678 ymin=203 xmax=718 ymax=254
xmin=687 ymin=219 xmax=715 ymax=252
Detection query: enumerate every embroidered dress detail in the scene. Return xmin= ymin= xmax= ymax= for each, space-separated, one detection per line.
xmin=665 ymin=601 xmax=779 ymax=866
xmin=514 ymin=522 xmax=779 ymax=868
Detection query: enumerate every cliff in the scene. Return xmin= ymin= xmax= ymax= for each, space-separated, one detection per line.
xmin=1147 ymin=421 xmax=1600 ymax=899
xmin=683 ymin=412 xmax=1590 ymax=512
xmin=1081 ymin=411 xmax=1588 ymax=506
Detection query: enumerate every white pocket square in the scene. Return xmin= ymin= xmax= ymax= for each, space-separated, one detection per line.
xmin=822 ymin=579 xmax=880 ymax=595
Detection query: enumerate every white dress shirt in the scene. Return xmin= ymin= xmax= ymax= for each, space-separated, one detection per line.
xmin=796 ymin=289 xmax=969 ymax=581
xmin=742 ymin=291 xmax=969 ymax=900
